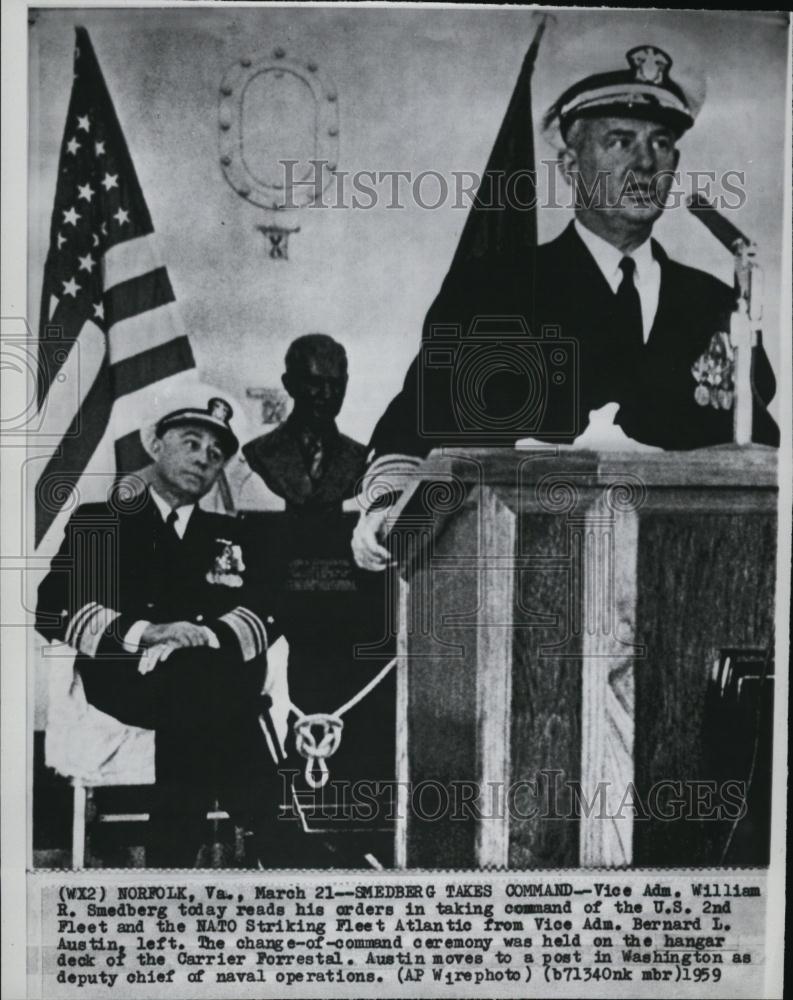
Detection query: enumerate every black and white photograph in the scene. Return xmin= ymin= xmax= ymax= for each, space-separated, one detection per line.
xmin=1 ymin=3 xmax=790 ymax=998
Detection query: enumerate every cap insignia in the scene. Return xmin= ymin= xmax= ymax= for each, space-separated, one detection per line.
xmin=627 ymin=46 xmax=672 ymax=86
xmin=208 ymin=397 xmax=233 ymax=423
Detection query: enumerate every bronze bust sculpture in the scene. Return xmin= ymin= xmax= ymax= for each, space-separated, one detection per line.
xmin=243 ymin=334 xmax=367 ymax=514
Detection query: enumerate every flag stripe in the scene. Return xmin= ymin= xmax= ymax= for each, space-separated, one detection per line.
xmin=103 ymin=234 xmax=163 ymax=289
xmin=110 ymin=336 xmax=195 ymax=399
xmin=114 ymin=429 xmax=150 ymax=473
xmin=37 ymin=299 xmax=92 ymax=406
xmin=104 ymin=369 xmax=200 ymax=440
xmin=108 ymin=303 xmax=186 ymax=364
xmin=36 ymin=334 xmax=194 ymax=544
xmin=103 ymin=267 xmax=175 ymax=328
xmin=36 ymin=360 xmax=114 ymax=545
xmin=36 ymin=322 xmax=106 ymax=456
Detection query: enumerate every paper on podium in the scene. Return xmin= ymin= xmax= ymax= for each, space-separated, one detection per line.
xmin=514 ymin=402 xmax=664 ymax=453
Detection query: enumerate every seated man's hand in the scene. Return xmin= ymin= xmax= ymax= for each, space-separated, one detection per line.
xmin=352 ymin=508 xmax=393 ymax=572
xmin=137 ymin=642 xmax=178 ymax=676
xmin=140 ymin=621 xmax=212 ymax=649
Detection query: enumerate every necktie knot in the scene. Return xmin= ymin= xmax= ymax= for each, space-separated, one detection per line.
xmin=619 ymin=256 xmax=636 ymax=282
xmin=166 ymin=509 xmax=178 ymax=526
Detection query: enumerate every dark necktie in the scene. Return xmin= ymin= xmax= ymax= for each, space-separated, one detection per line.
xmin=615 ymin=256 xmax=644 ymax=353
xmin=165 ymin=508 xmax=181 ymax=543
xmin=301 ymin=431 xmax=324 ymax=483
xmin=308 ymin=440 xmax=324 ymax=482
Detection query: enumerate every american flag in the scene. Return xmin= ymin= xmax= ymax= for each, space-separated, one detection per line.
xmin=35 ymin=26 xmax=197 ymax=548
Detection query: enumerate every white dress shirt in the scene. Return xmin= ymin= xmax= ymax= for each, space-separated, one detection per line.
xmin=122 ymin=488 xmax=197 ymax=651
xmin=574 ymin=219 xmax=661 ymax=343
xmin=148 ymin=487 xmax=195 ymax=538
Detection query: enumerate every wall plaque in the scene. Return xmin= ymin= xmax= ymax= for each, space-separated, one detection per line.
xmin=219 ymin=48 xmax=339 ymax=211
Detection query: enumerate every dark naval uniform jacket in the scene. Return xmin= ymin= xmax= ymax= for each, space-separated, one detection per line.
xmin=36 ymin=489 xmax=279 ymax=732
xmin=369 ymin=222 xmax=779 ymax=460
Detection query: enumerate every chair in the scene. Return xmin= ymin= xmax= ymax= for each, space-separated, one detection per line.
xmin=43 ymin=641 xmax=156 ymax=868
xmin=43 ymin=635 xmax=291 ymax=868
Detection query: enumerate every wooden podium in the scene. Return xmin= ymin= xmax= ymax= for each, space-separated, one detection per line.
xmin=391 ymin=446 xmax=777 ymax=869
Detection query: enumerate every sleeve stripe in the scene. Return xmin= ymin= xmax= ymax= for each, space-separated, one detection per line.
xmin=216 ymin=611 xmax=248 ymax=657
xmin=122 ymin=619 xmax=151 ymax=653
xmin=64 ymin=601 xmax=101 ymax=648
xmin=218 ymin=606 xmax=267 ymax=662
xmin=360 ymin=453 xmax=423 ymax=512
xmin=366 ymin=453 xmax=424 ymax=478
xmin=234 ymin=606 xmax=268 ymax=653
xmin=78 ymin=608 xmax=122 ymax=658
xmin=76 ymin=605 xmax=109 ymax=647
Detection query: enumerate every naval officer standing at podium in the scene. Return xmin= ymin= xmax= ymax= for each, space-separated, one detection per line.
xmin=353 ymin=40 xmax=778 ymax=571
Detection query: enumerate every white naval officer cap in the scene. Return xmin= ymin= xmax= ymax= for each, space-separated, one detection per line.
xmin=156 ymin=397 xmax=238 ymax=457
xmin=542 ymin=42 xmax=706 ymax=149
xmin=139 ymin=383 xmax=247 ymax=460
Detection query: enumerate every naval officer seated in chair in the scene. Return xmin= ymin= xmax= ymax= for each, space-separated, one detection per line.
xmin=36 ymin=397 xmax=287 ymax=867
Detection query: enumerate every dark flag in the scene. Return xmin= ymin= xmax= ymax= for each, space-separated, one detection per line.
xmin=450 ymin=15 xmax=548 ymax=269
xmin=35 ymin=26 xmax=196 ymax=547
xmin=364 ymin=16 xmax=550 ymax=473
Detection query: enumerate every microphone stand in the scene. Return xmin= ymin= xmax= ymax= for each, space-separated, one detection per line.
xmin=731 ymin=238 xmax=762 ymax=445
xmin=687 ymin=196 xmax=762 ymax=444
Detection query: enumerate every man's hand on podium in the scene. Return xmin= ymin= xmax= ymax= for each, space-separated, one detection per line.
xmin=573 ymin=402 xmax=663 ymax=452
xmin=352 ymin=507 xmax=393 ymax=572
